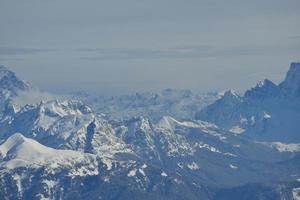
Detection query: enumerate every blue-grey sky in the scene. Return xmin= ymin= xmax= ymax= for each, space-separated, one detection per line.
xmin=0 ymin=0 xmax=299 ymax=95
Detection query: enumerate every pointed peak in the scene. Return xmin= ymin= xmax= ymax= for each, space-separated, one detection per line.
xmin=0 ymin=65 xmax=15 ymax=76
xmin=245 ymin=78 xmax=278 ymax=100
xmin=252 ymin=78 xmax=277 ymax=91
xmin=0 ymin=65 xmax=9 ymax=71
xmin=157 ymin=115 xmax=177 ymax=125
xmin=214 ymin=89 xmax=242 ymax=106
xmin=279 ymin=62 xmax=300 ymax=96
xmin=285 ymin=62 xmax=300 ymax=79
xmin=257 ymin=79 xmax=276 ymax=88
xmin=161 ymin=115 xmax=176 ymax=121
xmin=0 ymin=65 xmax=20 ymax=79
xmin=222 ymin=89 xmax=239 ymax=98
xmin=0 ymin=65 xmax=30 ymax=92
xmin=285 ymin=62 xmax=300 ymax=80
xmin=156 ymin=116 xmax=175 ymax=129
xmin=36 ymin=99 xmax=93 ymax=117
xmin=289 ymin=62 xmax=300 ymax=70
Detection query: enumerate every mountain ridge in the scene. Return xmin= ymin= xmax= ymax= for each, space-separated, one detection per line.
xmin=196 ymin=62 xmax=300 ymax=142
xmin=0 ymin=63 xmax=300 ymax=199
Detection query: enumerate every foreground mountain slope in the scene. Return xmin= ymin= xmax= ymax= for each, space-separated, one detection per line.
xmin=196 ymin=62 xmax=300 ymax=142
xmin=0 ymin=133 xmax=99 ymax=172
xmin=0 ymin=133 xmax=212 ymax=200
xmin=0 ymin=99 xmax=131 ymax=157
xmin=1 ymin=133 xmax=299 ymax=200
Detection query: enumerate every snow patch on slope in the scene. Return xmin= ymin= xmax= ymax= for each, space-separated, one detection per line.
xmin=293 ymin=187 xmax=300 ymax=200
xmin=265 ymin=142 xmax=300 ymax=152
xmin=0 ymin=133 xmax=99 ymax=176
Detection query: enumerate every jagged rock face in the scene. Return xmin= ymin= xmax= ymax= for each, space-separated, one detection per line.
xmin=195 ymin=90 xmax=243 ymax=129
xmin=0 ymin=65 xmax=30 ymax=96
xmin=0 ymin=66 xmax=31 ymax=119
xmin=245 ymin=79 xmax=279 ymax=100
xmin=196 ymin=63 xmax=300 ymax=142
xmin=114 ymin=117 xmax=159 ymax=162
xmin=280 ymin=62 xmax=300 ymax=97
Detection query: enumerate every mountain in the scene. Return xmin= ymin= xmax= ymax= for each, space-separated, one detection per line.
xmin=114 ymin=116 xmax=300 ymax=187
xmin=244 ymin=79 xmax=279 ymax=100
xmin=0 ymin=66 xmax=30 ymax=118
xmin=0 ymin=133 xmax=98 ymax=171
xmin=0 ymin=133 xmax=207 ymax=200
xmin=73 ymin=89 xmax=220 ymax=122
xmin=0 ymin=64 xmax=300 ymax=199
xmin=0 ymin=99 xmax=131 ymax=157
xmin=279 ymin=62 xmax=300 ymax=97
xmin=1 ymin=126 xmax=300 ymax=199
xmin=196 ymin=62 xmax=300 ymax=142
xmin=0 ymin=65 xmax=30 ymax=96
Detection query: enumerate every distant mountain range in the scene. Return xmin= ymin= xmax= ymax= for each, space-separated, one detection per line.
xmin=196 ymin=62 xmax=300 ymax=143
xmin=0 ymin=63 xmax=300 ymax=200
xmin=72 ymin=88 xmax=220 ymax=122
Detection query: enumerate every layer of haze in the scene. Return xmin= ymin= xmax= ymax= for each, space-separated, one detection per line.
xmin=0 ymin=0 xmax=300 ymax=95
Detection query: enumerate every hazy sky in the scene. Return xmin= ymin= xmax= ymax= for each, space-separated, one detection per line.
xmin=0 ymin=0 xmax=299 ymax=95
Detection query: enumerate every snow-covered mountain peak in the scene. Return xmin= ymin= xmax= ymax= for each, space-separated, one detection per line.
xmin=222 ymin=89 xmax=240 ymax=99
xmin=123 ymin=116 xmax=154 ymax=137
xmin=0 ymin=133 xmax=99 ymax=178
xmin=157 ymin=116 xmax=199 ymax=130
xmin=156 ymin=116 xmax=175 ymax=130
xmin=0 ymin=132 xmax=62 ymax=162
xmin=4 ymin=99 xmax=95 ymax=132
xmin=0 ymin=97 xmax=132 ymax=157
xmin=216 ymin=89 xmax=242 ymax=106
xmin=0 ymin=65 xmax=30 ymax=93
xmin=36 ymin=99 xmax=93 ymax=118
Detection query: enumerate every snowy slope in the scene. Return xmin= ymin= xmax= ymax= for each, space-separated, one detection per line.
xmin=0 ymin=133 xmax=99 ymax=174
xmin=114 ymin=116 xmax=300 ymax=187
xmin=0 ymin=99 xmax=131 ymax=157
xmin=0 ymin=133 xmax=208 ymax=200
